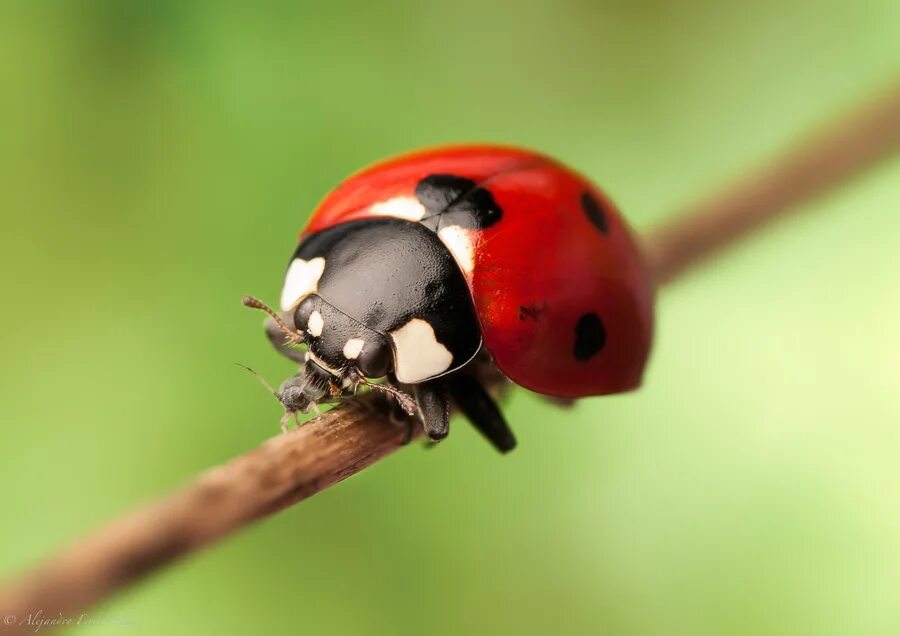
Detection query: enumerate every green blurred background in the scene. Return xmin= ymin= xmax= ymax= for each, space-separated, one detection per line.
xmin=1 ymin=1 xmax=899 ymax=634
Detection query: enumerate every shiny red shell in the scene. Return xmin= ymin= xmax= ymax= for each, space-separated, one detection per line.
xmin=301 ymin=145 xmax=654 ymax=398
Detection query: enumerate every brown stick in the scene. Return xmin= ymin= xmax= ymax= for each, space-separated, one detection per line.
xmin=0 ymin=394 xmax=405 ymax=631
xmin=644 ymin=81 xmax=900 ymax=283
xmin=1 ymin=82 xmax=898 ymax=632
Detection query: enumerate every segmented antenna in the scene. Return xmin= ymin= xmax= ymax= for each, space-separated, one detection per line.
xmin=242 ymin=295 xmax=303 ymax=344
xmin=235 ymin=363 xmax=309 ymax=433
xmin=234 ymin=363 xmax=279 ymax=398
xmin=358 ymin=376 xmax=418 ymax=416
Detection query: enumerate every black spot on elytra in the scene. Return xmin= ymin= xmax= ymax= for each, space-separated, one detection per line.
xmin=581 ymin=192 xmax=609 ymax=235
xmin=415 ymin=174 xmax=502 ymax=231
xmin=573 ymin=313 xmax=606 ymax=361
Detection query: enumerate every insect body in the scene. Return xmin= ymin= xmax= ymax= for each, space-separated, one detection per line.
xmin=250 ymin=145 xmax=654 ymax=452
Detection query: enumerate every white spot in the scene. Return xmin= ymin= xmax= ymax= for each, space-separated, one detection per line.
xmin=389 ymin=318 xmax=453 ymax=383
xmin=307 ymin=310 xmax=324 ymax=337
xmin=343 ymin=338 xmax=365 ymax=359
xmin=370 ymin=196 xmax=426 ymax=221
xmin=438 ymin=226 xmax=476 ymax=275
xmin=280 ymin=257 xmax=326 ymax=311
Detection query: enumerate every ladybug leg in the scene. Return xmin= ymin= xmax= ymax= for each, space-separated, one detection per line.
xmin=378 ymin=393 xmax=415 ymax=445
xmin=277 ymin=411 xmax=294 ymax=434
xmin=359 ymin=377 xmax=417 ymax=444
xmin=447 ymin=374 xmax=516 ymax=454
xmin=413 ymin=381 xmax=450 ymax=443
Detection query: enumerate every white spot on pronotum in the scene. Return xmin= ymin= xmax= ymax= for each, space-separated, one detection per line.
xmin=370 ymin=197 xmax=427 ymax=221
xmin=342 ymin=338 xmax=365 ymax=359
xmin=438 ymin=225 xmax=476 ymax=275
xmin=307 ymin=310 xmax=324 ymax=337
xmin=280 ymin=257 xmax=326 ymax=311
xmin=389 ymin=318 xmax=453 ymax=383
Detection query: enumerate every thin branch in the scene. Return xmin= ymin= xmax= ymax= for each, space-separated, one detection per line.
xmin=0 ymin=394 xmax=405 ymax=627
xmin=645 ymin=81 xmax=900 ymax=283
xmin=1 ymin=82 xmax=898 ymax=630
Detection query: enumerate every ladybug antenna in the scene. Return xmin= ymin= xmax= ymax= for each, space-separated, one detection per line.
xmin=234 ymin=363 xmax=279 ymax=399
xmin=357 ymin=376 xmax=417 ymax=417
xmin=236 ymin=363 xmax=309 ymax=433
xmin=242 ymin=295 xmax=303 ymax=344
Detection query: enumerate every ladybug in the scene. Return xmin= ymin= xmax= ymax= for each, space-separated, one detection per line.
xmin=245 ymin=145 xmax=654 ymax=453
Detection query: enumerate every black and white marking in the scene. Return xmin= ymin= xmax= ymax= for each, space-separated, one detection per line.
xmin=370 ymin=196 xmax=426 ymax=221
xmin=389 ymin=318 xmax=454 ymax=383
xmin=280 ymin=256 xmax=326 ymax=311
xmin=284 ymin=218 xmax=483 ymax=383
xmin=414 ymin=174 xmax=503 ymax=231
xmin=342 ymin=338 xmax=365 ymax=360
xmin=307 ymin=310 xmax=324 ymax=336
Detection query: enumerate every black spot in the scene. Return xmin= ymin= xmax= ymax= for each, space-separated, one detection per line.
xmin=580 ymin=192 xmax=609 ymax=235
xmin=415 ymin=174 xmax=502 ymax=231
xmin=573 ymin=313 xmax=606 ymax=361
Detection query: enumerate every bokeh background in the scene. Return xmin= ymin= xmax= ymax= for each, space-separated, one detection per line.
xmin=1 ymin=1 xmax=899 ymax=634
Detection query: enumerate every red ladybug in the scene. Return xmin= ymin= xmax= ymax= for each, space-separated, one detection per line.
xmin=247 ymin=145 xmax=654 ymax=453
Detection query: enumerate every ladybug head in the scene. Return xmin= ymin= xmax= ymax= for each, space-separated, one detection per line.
xmin=242 ymin=295 xmax=414 ymax=416
xmin=293 ymin=295 xmax=393 ymax=381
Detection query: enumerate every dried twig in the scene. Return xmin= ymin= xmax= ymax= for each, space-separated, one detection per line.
xmin=1 ymin=82 xmax=898 ymax=632
xmin=645 ymin=82 xmax=900 ymax=283
xmin=0 ymin=394 xmax=401 ymax=629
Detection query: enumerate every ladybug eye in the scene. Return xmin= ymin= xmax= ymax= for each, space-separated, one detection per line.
xmin=354 ymin=339 xmax=391 ymax=379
